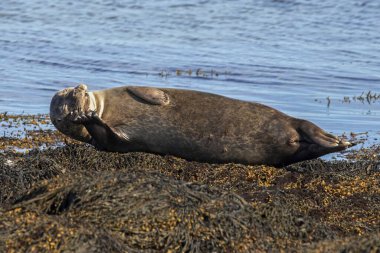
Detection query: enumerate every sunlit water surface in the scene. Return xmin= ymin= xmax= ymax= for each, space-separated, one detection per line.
xmin=1 ymin=0 xmax=379 ymax=149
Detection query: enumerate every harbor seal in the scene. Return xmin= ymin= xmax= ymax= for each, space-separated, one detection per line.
xmin=50 ymin=84 xmax=352 ymax=166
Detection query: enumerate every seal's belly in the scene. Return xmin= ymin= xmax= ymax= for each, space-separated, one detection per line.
xmin=105 ymin=108 xmax=293 ymax=165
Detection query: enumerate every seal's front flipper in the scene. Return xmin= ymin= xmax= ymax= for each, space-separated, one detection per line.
xmin=67 ymin=110 xmax=127 ymax=150
xmin=67 ymin=110 xmax=96 ymax=124
xmin=127 ymin=86 xmax=170 ymax=105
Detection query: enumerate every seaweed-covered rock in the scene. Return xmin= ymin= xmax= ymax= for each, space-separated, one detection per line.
xmin=1 ymin=170 xmax=286 ymax=252
xmin=0 ymin=144 xmax=379 ymax=252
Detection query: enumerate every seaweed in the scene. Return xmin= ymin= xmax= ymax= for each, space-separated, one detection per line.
xmin=0 ymin=144 xmax=379 ymax=252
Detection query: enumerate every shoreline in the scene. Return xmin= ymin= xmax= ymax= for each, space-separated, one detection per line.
xmin=0 ymin=114 xmax=379 ymax=252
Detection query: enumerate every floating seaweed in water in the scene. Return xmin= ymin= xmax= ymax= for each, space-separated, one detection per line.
xmin=158 ymin=69 xmax=230 ymax=78
xmin=352 ymin=91 xmax=380 ymax=104
xmin=314 ymin=91 xmax=380 ymax=107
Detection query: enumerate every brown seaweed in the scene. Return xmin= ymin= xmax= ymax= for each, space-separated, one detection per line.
xmin=0 ymin=144 xmax=379 ymax=252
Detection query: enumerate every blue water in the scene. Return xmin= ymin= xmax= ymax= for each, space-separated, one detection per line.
xmin=1 ymin=0 xmax=380 ymax=139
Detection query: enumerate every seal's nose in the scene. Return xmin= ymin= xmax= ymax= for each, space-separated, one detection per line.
xmin=51 ymin=118 xmax=62 ymax=125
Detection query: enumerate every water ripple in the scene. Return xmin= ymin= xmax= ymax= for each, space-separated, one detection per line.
xmin=0 ymin=0 xmax=379 ymax=138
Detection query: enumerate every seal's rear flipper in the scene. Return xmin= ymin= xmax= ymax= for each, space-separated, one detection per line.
xmin=127 ymin=86 xmax=170 ymax=105
xmin=287 ymin=128 xmax=351 ymax=166
xmin=298 ymin=120 xmax=352 ymax=152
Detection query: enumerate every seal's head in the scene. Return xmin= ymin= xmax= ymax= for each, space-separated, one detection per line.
xmin=50 ymin=84 xmax=91 ymax=142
